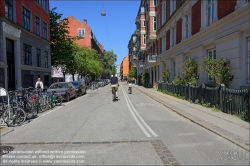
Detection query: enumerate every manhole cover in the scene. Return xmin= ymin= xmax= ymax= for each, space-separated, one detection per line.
xmin=0 ymin=146 xmax=14 ymax=156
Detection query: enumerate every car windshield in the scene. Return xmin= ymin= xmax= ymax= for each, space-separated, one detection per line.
xmin=49 ymin=83 xmax=67 ymax=89
xmin=71 ymin=82 xmax=79 ymax=86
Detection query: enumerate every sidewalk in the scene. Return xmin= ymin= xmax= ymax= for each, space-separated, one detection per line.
xmin=134 ymin=85 xmax=250 ymax=152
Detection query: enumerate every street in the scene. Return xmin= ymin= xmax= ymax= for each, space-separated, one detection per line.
xmin=0 ymin=82 xmax=249 ymax=165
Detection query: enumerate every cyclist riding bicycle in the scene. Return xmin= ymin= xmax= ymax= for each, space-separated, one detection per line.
xmin=110 ymin=74 xmax=119 ymax=99
xmin=127 ymin=78 xmax=133 ymax=93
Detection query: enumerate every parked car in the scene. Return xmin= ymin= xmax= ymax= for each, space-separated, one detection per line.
xmin=47 ymin=82 xmax=77 ymax=102
xmin=71 ymin=81 xmax=87 ymax=96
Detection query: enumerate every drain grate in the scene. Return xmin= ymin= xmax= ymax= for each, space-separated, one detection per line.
xmin=0 ymin=146 xmax=14 ymax=156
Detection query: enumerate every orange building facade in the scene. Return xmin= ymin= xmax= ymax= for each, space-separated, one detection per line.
xmin=66 ymin=16 xmax=91 ymax=47
xmin=121 ymin=56 xmax=129 ymax=80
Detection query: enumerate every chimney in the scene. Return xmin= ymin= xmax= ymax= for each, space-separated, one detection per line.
xmin=84 ymin=19 xmax=87 ymax=24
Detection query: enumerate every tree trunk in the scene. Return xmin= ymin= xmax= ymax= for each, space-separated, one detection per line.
xmin=72 ymin=73 xmax=75 ymax=81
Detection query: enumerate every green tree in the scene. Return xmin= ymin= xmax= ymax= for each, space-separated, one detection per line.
xmin=103 ymin=50 xmax=117 ymax=77
xmin=129 ymin=68 xmax=137 ymax=78
xmin=182 ymin=58 xmax=199 ymax=86
xmin=50 ymin=7 xmax=77 ymax=80
xmin=142 ymin=73 xmax=149 ymax=87
xmin=111 ymin=65 xmax=116 ymax=75
xmin=200 ymin=56 xmax=233 ymax=87
xmin=162 ymin=69 xmax=170 ymax=83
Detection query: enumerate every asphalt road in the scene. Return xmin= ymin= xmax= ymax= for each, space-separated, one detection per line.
xmin=0 ymin=82 xmax=249 ymax=165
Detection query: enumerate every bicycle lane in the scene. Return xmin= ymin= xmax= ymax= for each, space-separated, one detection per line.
xmin=119 ymin=83 xmax=249 ymax=165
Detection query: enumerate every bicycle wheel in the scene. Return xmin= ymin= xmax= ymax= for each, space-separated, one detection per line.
xmin=40 ymin=97 xmax=47 ymax=112
xmin=25 ymin=101 xmax=34 ymax=120
xmin=3 ymin=107 xmax=26 ymax=127
xmin=57 ymin=95 xmax=62 ymax=106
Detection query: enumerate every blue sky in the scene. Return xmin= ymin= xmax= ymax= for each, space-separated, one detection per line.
xmin=50 ymin=0 xmax=140 ymax=66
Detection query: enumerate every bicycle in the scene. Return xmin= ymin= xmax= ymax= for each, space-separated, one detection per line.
xmin=128 ymin=84 xmax=132 ymax=94
xmin=111 ymin=84 xmax=118 ymax=101
xmin=1 ymin=88 xmax=26 ymax=127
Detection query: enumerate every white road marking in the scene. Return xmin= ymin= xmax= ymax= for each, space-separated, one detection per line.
xmin=122 ymin=88 xmax=158 ymax=137
xmin=122 ymin=88 xmax=151 ymax=137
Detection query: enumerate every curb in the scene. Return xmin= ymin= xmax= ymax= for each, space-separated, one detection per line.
xmin=0 ymin=128 xmax=14 ymax=137
xmin=135 ymin=87 xmax=250 ymax=152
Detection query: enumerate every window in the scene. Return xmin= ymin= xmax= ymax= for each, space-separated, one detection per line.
xmin=44 ymin=51 xmax=48 ymax=68
xmin=5 ymin=0 xmax=13 ymax=21
xmin=207 ymin=49 xmax=216 ymax=81
xmin=162 ymin=35 xmax=166 ymax=52
xmin=34 ymin=0 xmax=40 ymax=4
xmin=184 ymin=13 xmax=191 ymax=39
xmin=162 ymin=3 xmax=166 ymax=24
xmin=158 ymin=40 xmax=160 ymax=54
xmin=143 ymin=20 xmax=145 ymax=27
xmin=170 ymin=0 xmax=176 ymax=15
xmin=247 ymin=37 xmax=250 ymax=83
xmin=41 ymin=0 xmax=47 ymax=11
xmin=143 ymin=34 xmax=146 ymax=44
xmin=37 ymin=48 xmax=41 ymax=67
xmin=35 ymin=16 xmax=40 ymax=36
xmin=78 ymin=29 xmax=85 ymax=38
xmin=158 ymin=65 xmax=160 ymax=81
xmin=153 ymin=17 xmax=156 ymax=31
xmin=43 ymin=22 xmax=47 ymax=40
xmin=154 ymin=0 xmax=156 ymax=6
xmin=173 ymin=61 xmax=176 ymax=77
xmin=170 ymin=26 xmax=176 ymax=47
xmin=157 ymin=14 xmax=161 ymax=30
xmin=24 ymin=44 xmax=32 ymax=65
xmin=22 ymin=7 xmax=31 ymax=30
xmin=207 ymin=0 xmax=215 ymax=26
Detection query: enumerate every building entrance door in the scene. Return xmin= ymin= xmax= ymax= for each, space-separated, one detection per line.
xmin=6 ymin=38 xmax=15 ymax=91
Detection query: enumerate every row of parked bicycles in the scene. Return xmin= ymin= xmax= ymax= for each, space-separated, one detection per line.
xmin=0 ymin=79 xmax=110 ymax=127
xmin=0 ymin=87 xmax=63 ymax=127
xmin=87 ymin=79 xmax=110 ymax=90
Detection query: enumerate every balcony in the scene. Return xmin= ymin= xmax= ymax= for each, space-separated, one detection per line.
xmin=135 ymin=29 xmax=140 ymax=35
xmin=135 ymin=16 xmax=140 ymax=24
xmin=146 ymin=54 xmax=156 ymax=63
xmin=146 ymin=33 xmax=157 ymax=43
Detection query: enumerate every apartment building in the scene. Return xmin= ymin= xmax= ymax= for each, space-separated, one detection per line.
xmin=0 ymin=0 xmax=51 ymax=90
xmin=136 ymin=0 xmax=250 ymax=89
xmin=51 ymin=16 xmax=105 ymax=81
xmin=120 ymin=56 xmax=129 ymax=80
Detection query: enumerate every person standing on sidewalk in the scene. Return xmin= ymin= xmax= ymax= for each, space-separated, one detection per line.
xmin=35 ymin=77 xmax=44 ymax=91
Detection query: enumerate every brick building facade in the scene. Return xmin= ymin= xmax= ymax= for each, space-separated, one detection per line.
xmin=51 ymin=16 xmax=104 ymax=81
xmin=0 ymin=0 xmax=51 ymax=90
xmin=135 ymin=0 xmax=249 ymax=89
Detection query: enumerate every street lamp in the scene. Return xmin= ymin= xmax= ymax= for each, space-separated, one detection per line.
xmin=101 ymin=3 xmax=106 ymax=16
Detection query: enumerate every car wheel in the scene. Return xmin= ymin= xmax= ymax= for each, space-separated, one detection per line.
xmin=66 ymin=93 xmax=70 ymax=102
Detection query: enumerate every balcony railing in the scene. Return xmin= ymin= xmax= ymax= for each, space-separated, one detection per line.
xmin=147 ymin=54 xmax=156 ymax=63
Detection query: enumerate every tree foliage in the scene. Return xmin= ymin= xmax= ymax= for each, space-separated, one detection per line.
xmin=129 ymin=68 xmax=137 ymax=78
xmin=103 ymin=51 xmax=117 ymax=77
xmin=182 ymin=58 xmax=199 ymax=86
xmin=200 ymin=56 xmax=233 ymax=87
xmin=50 ymin=7 xmax=77 ymax=69
xmin=162 ymin=69 xmax=170 ymax=83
